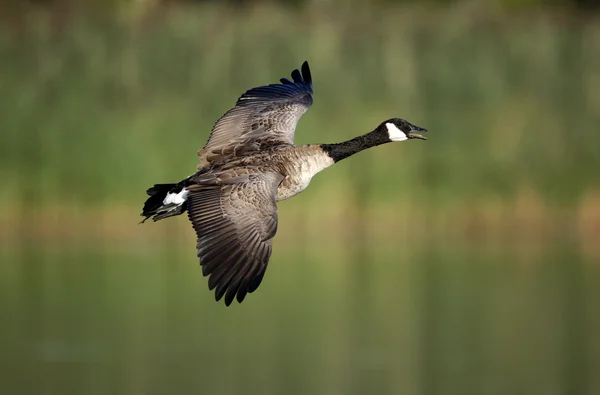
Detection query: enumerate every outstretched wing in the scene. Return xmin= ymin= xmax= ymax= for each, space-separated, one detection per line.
xmin=198 ymin=61 xmax=313 ymax=167
xmin=186 ymin=170 xmax=284 ymax=306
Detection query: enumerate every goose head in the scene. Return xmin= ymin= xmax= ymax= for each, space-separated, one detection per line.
xmin=381 ymin=118 xmax=427 ymax=142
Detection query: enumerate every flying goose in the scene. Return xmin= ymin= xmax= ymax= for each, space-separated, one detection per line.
xmin=141 ymin=61 xmax=427 ymax=306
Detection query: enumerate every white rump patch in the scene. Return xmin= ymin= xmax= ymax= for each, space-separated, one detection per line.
xmin=386 ymin=122 xmax=408 ymax=142
xmin=163 ymin=189 xmax=189 ymax=205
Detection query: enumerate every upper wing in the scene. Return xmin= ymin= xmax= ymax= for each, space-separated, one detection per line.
xmin=186 ymin=170 xmax=284 ymax=306
xmin=198 ymin=61 xmax=313 ymax=167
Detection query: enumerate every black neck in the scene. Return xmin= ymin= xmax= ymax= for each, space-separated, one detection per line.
xmin=320 ymin=126 xmax=389 ymax=163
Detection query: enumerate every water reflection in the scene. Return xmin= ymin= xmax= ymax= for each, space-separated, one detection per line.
xmin=1 ymin=239 xmax=598 ymax=395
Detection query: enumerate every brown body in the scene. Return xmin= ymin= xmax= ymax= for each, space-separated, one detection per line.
xmin=196 ymin=144 xmax=334 ymax=201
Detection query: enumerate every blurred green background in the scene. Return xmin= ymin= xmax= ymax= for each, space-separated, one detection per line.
xmin=1 ymin=1 xmax=599 ymax=394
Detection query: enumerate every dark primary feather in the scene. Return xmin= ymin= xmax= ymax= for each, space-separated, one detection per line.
xmin=233 ymin=60 xmax=312 ymax=110
xmin=186 ymin=171 xmax=284 ymax=306
xmin=198 ymin=61 xmax=313 ymax=168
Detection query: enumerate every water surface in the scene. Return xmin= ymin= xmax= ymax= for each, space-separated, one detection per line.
xmin=1 ymin=239 xmax=597 ymax=395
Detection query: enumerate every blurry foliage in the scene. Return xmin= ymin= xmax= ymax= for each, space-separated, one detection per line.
xmin=1 ymin=0 xmax=600 ymax=14
xmin=0 ymin=1 xmax=598 ymax=215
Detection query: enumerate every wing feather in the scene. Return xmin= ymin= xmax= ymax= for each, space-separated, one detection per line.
xmin=198 ymin=62 xmax=313 ymax=168
xmin=186 ymin=171 xmax=284 ymax=305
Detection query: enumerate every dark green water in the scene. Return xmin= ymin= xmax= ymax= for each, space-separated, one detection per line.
xmin=1 ymin=240 xmax=598 ymax=395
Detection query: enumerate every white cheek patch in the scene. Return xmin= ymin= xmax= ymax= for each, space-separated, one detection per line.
xmin=163 ymin=189 xmax=189 ymax=205
xmin=386 ymin=122 xmax=408 ymax=142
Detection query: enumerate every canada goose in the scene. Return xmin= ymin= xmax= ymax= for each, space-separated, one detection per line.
xmin=141 ymin=61 xmax=427 ymax=306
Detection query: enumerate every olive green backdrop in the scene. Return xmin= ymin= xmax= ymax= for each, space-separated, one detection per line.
xmin=0 ymin=2 xmax=599 ymax=395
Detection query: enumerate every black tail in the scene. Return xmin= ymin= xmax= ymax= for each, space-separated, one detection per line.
xmin=140 ymin=183 xmax=186 ymax=223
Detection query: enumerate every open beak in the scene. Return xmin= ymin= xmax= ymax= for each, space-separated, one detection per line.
xmin=408 ymin=123 xmax=428 ymax=140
